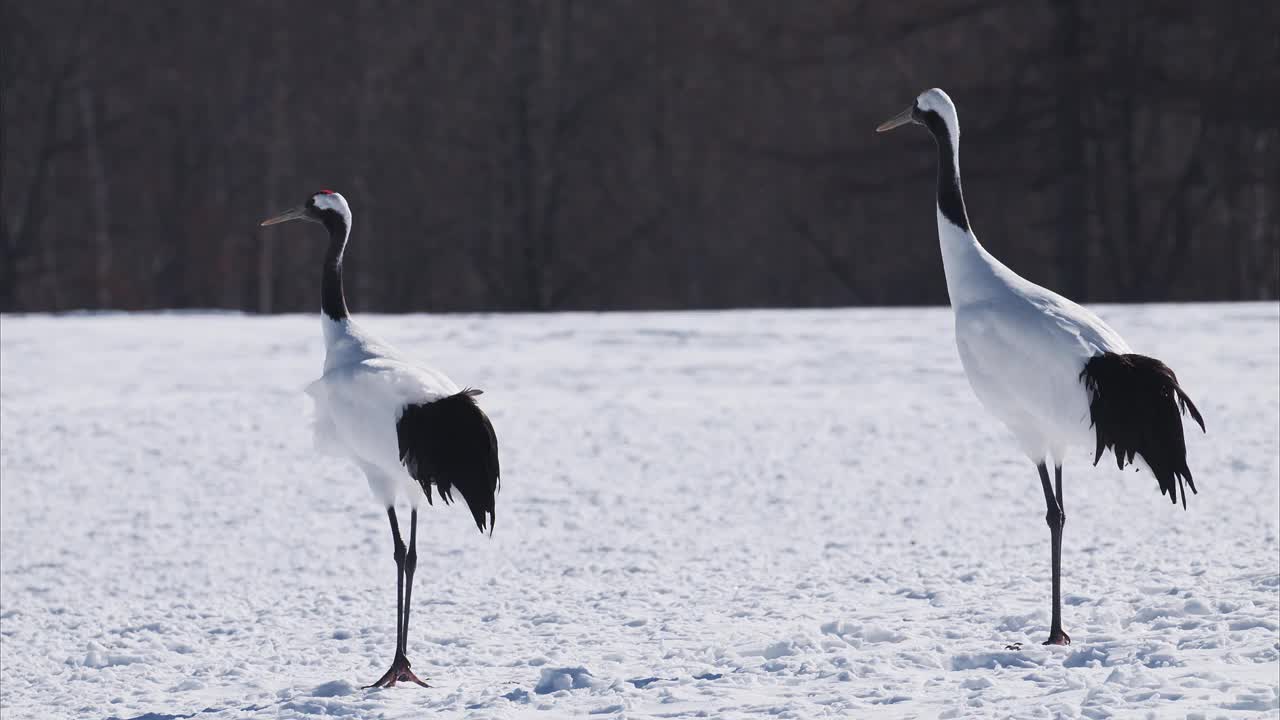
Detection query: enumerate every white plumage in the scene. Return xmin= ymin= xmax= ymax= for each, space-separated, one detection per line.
xmin=895 ymin=89 xmax=1131 ymax=463
xmin=944 ymin=231 xmax=1131 ymax=461
xmin=308 ymin=318 xmax=461 ymax=505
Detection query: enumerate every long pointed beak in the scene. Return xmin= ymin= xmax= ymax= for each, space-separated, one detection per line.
xmin=876 ymin=105 xmax=915 ymax=133
xmin=260 ymin=205 xmax=308 ymax=226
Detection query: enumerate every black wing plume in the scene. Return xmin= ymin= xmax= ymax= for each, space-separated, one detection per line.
xmin=1081 ymin=353 xmax=1205 ymax=509
xmin=396 ymin=389 xmax=500 ymax=533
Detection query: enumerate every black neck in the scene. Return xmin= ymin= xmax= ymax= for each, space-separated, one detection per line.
xmin=320 ymin=213 xmax=349 ymax=320
xmin=922 ymin=110 xmax=970 ymax=232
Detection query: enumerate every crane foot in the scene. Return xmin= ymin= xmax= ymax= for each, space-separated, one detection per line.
xmin=365 ymin=652 xmax=430 ymax=688
xmin=1042 ymin=629 xmax=1072 ymax=646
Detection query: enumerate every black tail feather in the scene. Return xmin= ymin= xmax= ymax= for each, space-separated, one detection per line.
xmin=397 ymin=390 xmax=500 ymax=533
xmin=1080 ymin=353 xmax=1205 ymax=509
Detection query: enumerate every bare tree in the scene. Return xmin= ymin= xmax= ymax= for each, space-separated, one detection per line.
xmin=1 ymin=0 xmax=1275 ymax=312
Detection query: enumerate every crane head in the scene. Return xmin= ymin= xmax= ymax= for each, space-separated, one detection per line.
xmin=260 ymin=190 xmax=351 ymax=230
xmin=875 ymin=88 xmax=958 ymax=140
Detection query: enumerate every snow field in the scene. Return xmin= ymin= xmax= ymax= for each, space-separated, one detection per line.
xmin=1 ymin=304 xmax=1277 ymax=718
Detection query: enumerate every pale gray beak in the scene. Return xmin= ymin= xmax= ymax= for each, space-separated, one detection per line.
xmin=260 ymin=205 xmax=309 ymax=227
xmin=876 ymin=105 xmax=916 ymax=133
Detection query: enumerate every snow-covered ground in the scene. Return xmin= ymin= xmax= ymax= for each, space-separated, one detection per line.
xmin=2 ymin=304 xmax=1277 ymax=719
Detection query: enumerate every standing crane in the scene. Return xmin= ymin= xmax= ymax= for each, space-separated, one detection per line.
xmin=261 ymin=190 xmax=500 ymax=686
xmin=876 ymin=89 xmax=1205 ymax=645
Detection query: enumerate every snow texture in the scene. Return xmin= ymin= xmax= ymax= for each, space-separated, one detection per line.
xmin=1 ymin=304 xmax=1277 ymax=719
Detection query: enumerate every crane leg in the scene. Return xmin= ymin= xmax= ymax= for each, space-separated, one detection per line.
xmin=365 ymin=507 xmax=429 ymax=688
xmin=1038 ymin=463 xmax=1070 ymax=645
xmin=399 ymin=510 xmax=416 ymax=654
xmin=397 ymin=509 xmax=428 ymax=685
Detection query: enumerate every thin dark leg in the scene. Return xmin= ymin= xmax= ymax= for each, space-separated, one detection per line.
xmin=1038 ymin=463 xmax=1070 ymax=645
xmin=365 ymin=507 xmax=427 ymax=688
xmin=400 ymin=509 xmax=418 ymax=656
xmin=1052 ymin=465 xmax=1068 ymax=644
xmin=1055 ymin=465 xmax=1064 ymax=515
xmin=389 ymin=508 xmax=406 ymax=655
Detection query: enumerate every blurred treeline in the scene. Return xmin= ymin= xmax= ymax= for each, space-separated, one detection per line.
xmin=3 ymin=0 xmax=1277 ymax=313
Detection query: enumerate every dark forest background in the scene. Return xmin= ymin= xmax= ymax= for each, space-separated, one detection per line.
xmin=3 ymin=0 xmax=1278 ymax=313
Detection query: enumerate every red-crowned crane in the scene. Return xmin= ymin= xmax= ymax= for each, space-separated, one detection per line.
xmin=877 ymin=89 xmax=1205 ymax=645
xmin=262 ymin=190 xmax=499 ymax=686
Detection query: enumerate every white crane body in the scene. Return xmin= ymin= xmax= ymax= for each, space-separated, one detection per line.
xmin=309 ymin=317 xmax=461 ymax=506
xmin=878 ymin=89 xmax=1203 ymax=645
xmin=261 ymin=190 xmax=498 ymax=687
xmin=938 ymin=210 xmax=1131 ymax=461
